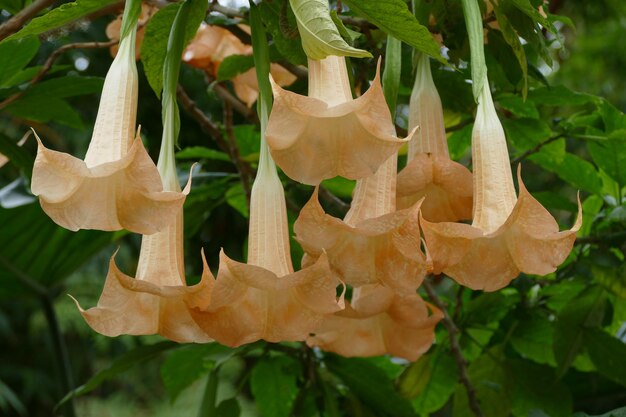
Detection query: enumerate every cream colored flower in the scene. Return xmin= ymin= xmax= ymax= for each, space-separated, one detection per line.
xmin=266 ymin=55 xmax=413 ymax=185
xmin=396 ymin=53 xmax=473 ymax=222
xmin=421 ymin=83 xmax=582 ymax=291
xmin=31 ymin=24 xmax=189 ymax=234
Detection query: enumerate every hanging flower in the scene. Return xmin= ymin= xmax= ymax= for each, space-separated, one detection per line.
xmin=396 ymin=53 xmax=473 ymax=222
xmin=188 ymin=114 xmax=342 ymax=347
xmin=182 ymin=23 xmax=297 ymax=107
xmin=295 ymin=154 xmax=429 ymax=294
xmin=307 ymin=284 xmax=442 ymax=361
xmin=420 ymin=83 xmax=582 ymax=291
xmin=265 ymin=55 xmax=414 ymax=185
xmin=31 ymin=21 xmax=189 ymax=234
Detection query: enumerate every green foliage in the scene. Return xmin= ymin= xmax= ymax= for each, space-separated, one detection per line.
xmin=250 ymin=356 xmax=300 ymax=417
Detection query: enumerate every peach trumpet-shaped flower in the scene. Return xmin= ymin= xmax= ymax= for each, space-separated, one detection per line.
xmin=266 ymin=55 xmax=413 ymax=185
xmin=420 ymin=83 xmax=582 ymax=291
xmin=396 ymin=53 xmax=473 ymax=222
xmin=295 ymin=154 xmax=429 ymax=294
xmin=182 ymin=23 xmax=297 ymax=107
xmin=187 ymin=138 xmax=343 ymax=347
xmin=307 ymin=284 xmax=442 ymax=361
xmin=72 ymin=165 xmax=211 ymax=343
xmin=31 ymin=24 xmax=189 ymax=234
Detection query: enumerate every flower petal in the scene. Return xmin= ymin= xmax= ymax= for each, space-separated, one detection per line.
xmin=397 ymin=153 xmax=473 ymax=222
xmin=188 ymin=251 xmax=342 ymax=347
xmin=31 ymin=133 xmax=189 ymax=234
xmin=295 ymin=189 xmax=428 ymax=293
xmin=266 ymin=61 xmax=411 ymax=185
xmin=421 ymin=168 xmax=582 ymax=291
xmin=307 ymin=285 xmax=442 ymax=361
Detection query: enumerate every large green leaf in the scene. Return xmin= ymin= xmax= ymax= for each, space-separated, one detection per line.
xmin=141 ymin=0 xmax=207 ymax=97
xmin=325 ymin=355 xmax=416 ymax=417
xmin=502 ymin=118 xmax=553 ymax=152
xmin=3 ymin=0 xmax=119 ymax=42
xmin=510 ymin=313 xmax=557 ymax=366
xmin=5 ymin=97 xmax=84 ymax=129
xmin=553 ymin=286 xmax=607 ymax=377
xmin=258 ymin=0 xmax=307 ymax=66
xmin=0 ymin=132 xmax=34 ymax=179
xmin=0 ymin=203 xmax=113 ymax=297
xmin=493 ymin=4 xmax=528 ymax=97
xmin=250 ymin=356 xmax=300 ymax=417
xmin=289 ymin=0 xmax=371 ymax=59
xmin=587 ymin=132 xmax=626 ymax=189
xmin=510 ymin=360 xmax=572 ymax=417
xmin=341 ymin=0 xmax=444 ymax=64
xmin=584 ymin=328 xmax=626 ymax=387
xmin=453 ymin=346 xmax=512 ymax=417
xmin=0 ymin=37 xmax=39 ymax=87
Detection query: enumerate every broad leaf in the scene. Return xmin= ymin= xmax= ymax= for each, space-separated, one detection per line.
xmin=0 ymin=37 xmax=39 ymax=87
xmin=250 ymin=356 xmax=300 ymax=417
xmin=584 ymin=328 xmax=626 ymax=387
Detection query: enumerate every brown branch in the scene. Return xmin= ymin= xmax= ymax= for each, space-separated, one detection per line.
xmin=422 ymin=278 xmax=485 ymax=417
xmin=203 ymin=72 xmax=257 ymax=123
xmin=511 ymin=133 xmax=565 ymax=165
xmin=0 ymin=39 xmax=118 ymax=111
xmin=318 ymin=186 xmax=350 ymax=215
xmin=0 ymin=0 xmax=57 ymax=41
xmin=224 ymin=102 xmax=252 ymax=204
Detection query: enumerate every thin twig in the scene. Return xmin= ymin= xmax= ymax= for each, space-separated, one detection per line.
xmin=0 ymin=0 xmax=57 ymax=41
xmin=422 ymin=278 xmax=485 ymax=417
xmin=511 ymin=133 xmax=564 ymax=165
xmin=0 ymin=39 xmax=118 ymax=111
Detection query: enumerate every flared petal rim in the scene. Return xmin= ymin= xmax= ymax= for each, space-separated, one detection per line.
xmin=294 ymin=189 xmax=429 ymax=293
xmin=397 ymin=153 xmax=473 ymax=223
xmin=265 ymin=62 xmax=413 ymax=185
xmin=421 ymin=167 xmax=582 ymax=291
xmin=31 ymin=133 xmax=191 ymax=234
xmin=307 ymin=285 xmax=443 ymax=361
xmin=71 ymin=252 xmax=212 ymax=343
xmin=187 ymin=251 xmax=343 ymax=347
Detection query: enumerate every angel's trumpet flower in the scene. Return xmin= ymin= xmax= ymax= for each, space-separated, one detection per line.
xmin=266 ymin=55 xmax=414 ymax=185
xmin=307 ymin=284 xmax=442 ymax=361
xmin=396 ymin=53 xmax=473 ymax=222
xmin=420 ymin=83 xmax=582 ymax=291
xmin=182 ymin=23 xmax=296 ymax=107
xmin=188 ymin=125 xmax=343 ymax=347
xmin=295 ymin=152 xmax=429 ymax=294
xmin=31 ymin=20 xmax=189 ymax=234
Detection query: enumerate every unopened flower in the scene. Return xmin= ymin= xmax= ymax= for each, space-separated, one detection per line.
xmin=188 ymin=135 xmax=343 ymax=347
xmin=183 ymin=23 xmax=296 ymax=107
xmin=421 ymin=83 xmax=582 ymax=291
xmin=307 ymin=284 xmax=442 ymax=361
xmin=31 ymin=23 xmax=189 ymax=234
xmin=295 ymin=155 xmax=429 ymax=294
xmin=266 ymin=55 xmax=413 ymax=185
xmin=396 ymin=53 xmax=473 ymax=222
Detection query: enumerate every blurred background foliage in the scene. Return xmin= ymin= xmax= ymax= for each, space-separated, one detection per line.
xmin=0 ymin=0 xmax=625 ymax=416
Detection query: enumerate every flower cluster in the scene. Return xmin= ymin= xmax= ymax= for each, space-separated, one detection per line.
xmin=30 ymin=0 xmax=580 ymax=362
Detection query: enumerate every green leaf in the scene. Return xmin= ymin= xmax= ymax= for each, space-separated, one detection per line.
xmin=226 ymin=183 xmax=249 ymax=218
xmin=453 ymin=346 xmax=512 ymax=417
xmin=288 ymin=0 xmax=371 ymax=59
xmin=553 ymin=286 xmax=607 ymax=377
xmin=141 ymin=0 xmax=206 ymax=97
xmin=592 ymin=264 xmax=626 ymax=299
xmin=510 ymin=313 xmax=557 ymax=366
xmin=258 ymin=0 xmax=307 ymax=66
xmin=0 ymin=132 xmax=34 ymax=179
xmin=342 ymin=0 xmax=444 ymax=64
xmin=496 ymin=93 xmax=539 ymax=119
xmin=5 ymin=97 xmax=84 ymax=129
xmin=587 ymin=132 xmax=626 ymax=189
xmin=22 ymin=76 xmax=104 ymax=99
xmin=59 ymin=341 xmax=177 ymax=406
xmin=585 ymin=328 xmax=626 ymax=387
xmin=320 ymin=177 xmax=355 ymax=199
xmin=216 ymin=54 xmax=256 ymax=81
xmin=176 ymin=147 xmax=231 ymax=162
xmin=448 ymin=123 xmax=473 ymax=161
xmin=329 ymin=10 xmax=361 ymax=45
xmin=502 ymin=118 xmax=552 ymax=152
xmin=325 ymin=355 xmax=416 ymax=417
xmin=528 ymin=85 xmax=593 ymax=107
xmin=0 ymin=37 xmax=39 ymax=87
xmin=510 ymin=360 xmax=572 ymax=417
xmin=3 ymin=0 xmax=119 ymax=42
xmin=406 ymin=350 xmax=458 ymax=416
xmin=215 ymin=398 xmax=241 ymax=417
xmin=532 ymin=152 xmax=603 ymax=195
xmin=493 ymin=5 xmax=528 ymax=97
xmin=509 ymin=0 xmax=555 ymax=34
xmin=250 ymin=356 xmax=300 ymax=417
xmin=234 ymin=125 xmax=261 ymax=157
xmin=382 ymin=36 xmax=402 ymax=117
